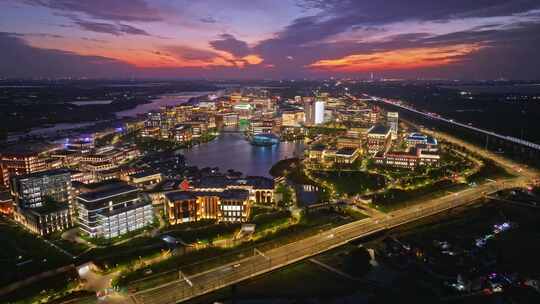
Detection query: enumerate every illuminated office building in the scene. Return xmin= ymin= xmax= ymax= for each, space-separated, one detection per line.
xmin=76 ymin=181 xmax=153 ymax=239
xmin=387 ymin=112 xmax=399 ymax=139
xmin=314 ymin=100 xmax=325 ymax=125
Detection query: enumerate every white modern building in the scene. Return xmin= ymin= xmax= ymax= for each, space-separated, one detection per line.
xmin=76 ymin=181 xmax=153 ymax=239
xmin=387 ymin=112 xmax=399 ymax=139
xmin=314 ymin=100 xmax=325 ymax=125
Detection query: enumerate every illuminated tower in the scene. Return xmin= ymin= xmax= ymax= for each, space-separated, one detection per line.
xmin=304 ymin=99 xmax=315 ymax=125
xmin=314 ymin=100 xmax=325 ymax=125
xmin=387 ymin=112 xmax=399 ymax=140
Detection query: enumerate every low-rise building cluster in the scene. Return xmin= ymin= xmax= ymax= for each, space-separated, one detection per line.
xmin=0 ymin=88 xmax=441 ymax=243
xmin=304 ymin=102 xmax=440 ymax=169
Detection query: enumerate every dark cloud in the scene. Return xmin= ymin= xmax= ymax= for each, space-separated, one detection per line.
xmin=306 ymin=21 xmax=540 ymax=80
xmin=24 ymin=33 xmax=65 ymax=39
xmin=209 ymin=34 xmax=251 ymax=57
xmin=22 ymin=0 xmax=163 ymax=22
xmin=3 ymin=0 xmax=540 ymax=80
xmin=81 ymin=37 xmax=108 ymax=43
xmin=418 ymin=22 xmax=540 ymax=79
xmin=200 ymin=16 xmax=217 ymax=24
xmin=75 ymin=20 xmax=117 ymax=36
xmin=298 ymin=0 xmax=540 ymax=24
xmin=74 ymin=20 xmax=150 ymax=36
xmin=0 ymin=32 xmax=134 ymax=78
xmin=161 ymin=45 xmax=221 ymax=62
xmin=258 ymin=0 xmax=540 ymax=59
xmin=117 ymin=24 xmax=150 ymax=36
xmin=247 ymin=1 xmax=540 ymax=78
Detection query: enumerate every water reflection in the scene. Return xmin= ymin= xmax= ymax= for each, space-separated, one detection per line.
xmin=116 ymin=91 xmax=217 ymax=118
xmin=181 ymin=133 xmax=304 ymax=177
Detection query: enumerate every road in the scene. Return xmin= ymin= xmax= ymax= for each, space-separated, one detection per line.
xmin=123 ymin=95 xmax=539 ymax=304
xmin=363 ymin=94 xmax=540 ymax=152
xmin=130 ymin=177 xmax=526 ymax=304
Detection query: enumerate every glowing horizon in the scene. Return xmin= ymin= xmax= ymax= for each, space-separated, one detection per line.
xmin=1 ymin=0 xmax=539 ymax=79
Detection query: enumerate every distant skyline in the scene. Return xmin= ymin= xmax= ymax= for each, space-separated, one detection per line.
xmin=1 ymin=0 xmax=540 ymax=79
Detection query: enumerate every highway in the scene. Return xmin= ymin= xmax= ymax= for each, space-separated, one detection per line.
xmin=362 ymin=94 xmax=540 ymax=152
xmin=131 ymin=177 xmax=527 ymax=304
xmin=126 ymin=95 xmax=539 ymax=304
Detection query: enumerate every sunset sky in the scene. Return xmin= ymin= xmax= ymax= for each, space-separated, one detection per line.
xmin=1 ymin=0 xmax=540 ymax=79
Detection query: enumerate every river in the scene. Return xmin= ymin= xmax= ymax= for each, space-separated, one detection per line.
xmin=8 ymin=91 xmax=218 ymax=141
xmin=116 ymin=91 xmax=218 ymax=118
xmin=181 ymin=132 xmax=304 ymax=177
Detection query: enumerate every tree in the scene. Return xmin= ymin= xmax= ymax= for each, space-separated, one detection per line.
xmin=344 ymin=247 xmax=372 ymax=276
xmin=275 ymin=183 xmax=293 ymax=207
xmin=0 ymin=128 xmax=6 ymax=142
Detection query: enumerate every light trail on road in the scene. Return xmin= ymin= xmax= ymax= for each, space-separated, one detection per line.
xmin=132 ymin=178 xmax=525 ymax=304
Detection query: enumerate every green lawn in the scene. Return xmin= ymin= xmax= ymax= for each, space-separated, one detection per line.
xmin=1 ymin=269 xmax=80 ymax=304
xmin=82 ymin=236 xmax=165 ymax=270
xmin=186 ymin=261 xmax=358 ymax=304
xmin=116 ymin=209 xmax=353 ymax=289
xmin=313 ymin=170 xmax=386 ymax=196
xmin=0 ymin=217 xmax=72 ymax=287
xmin=166 ymin=222 xmax=241 ymax=244
xmin=467 ymin=159 xmax=514 ymax=183
xmin=371 ymin=180 xmax=469 ymax=212
xmin=251 ymin=210 xmax=292 ymax=231
xmin=269 ymin=157 xmax=300 ymax=177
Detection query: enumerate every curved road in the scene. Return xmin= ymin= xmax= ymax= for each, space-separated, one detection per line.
xmin=126 ymin=94 xmax=538 ymax=304
xmin=131 ymin=177 xmax=527 ymax=304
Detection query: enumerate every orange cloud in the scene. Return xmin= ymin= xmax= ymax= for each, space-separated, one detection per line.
xmin=242 ymin=54 xmax=263 ymax=65
xmin=76 ymin=48 xmax=263 ymax=69
xmin=308 ymin=44 xmax=484 ymax=71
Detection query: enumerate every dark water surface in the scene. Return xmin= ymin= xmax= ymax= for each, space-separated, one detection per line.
xmin=181 ymin=132 xmax=304 ymax=177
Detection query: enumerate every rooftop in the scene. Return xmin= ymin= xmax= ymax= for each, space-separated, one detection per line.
xmin=196 ymin=175 xmax=273 ymax=190
xmin=336 ymin=147 xmax=358 ymax=156
xmin=407 ymin=133 xmax=438 ymax=145
xmin=165 ymin=191 xmax=198 ymax=201
xmin=77 ymin=181 xmax=138 ymax=202
xmin=368 ymin=124 xmax=390 ymax=135
xmin=28 ymin=201 xmax=69 ymax=215
xmin=0 ymin=142 xmax=58 ymax=156
xmin=166 ymin=189 xmax=250 ymax=201
xmin=220 ymin=189 xmax=250 ymax=201
xmin=309 ymin=145 xmax=326 ymax=152
xmin=0 ymin=191 xmax=12 ymax=202
xmin=16 ymin=169 xmax=71 ymax=181
xmin=97 ymin=199 xmax=150 ymax=217
xmin=131 ymin=170 xmax=161 ymax=179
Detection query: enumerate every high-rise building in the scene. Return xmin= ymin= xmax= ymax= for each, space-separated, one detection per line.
xmin=314 ymin=100 xmax=325 ymax=125
xmin=11 ymin=169 xmax=74 ymax=235
xmin=76 ymin=181 xmax=153 ymax=239
xmin=367 ymin=125 xmax=392 ymax=154
xmin=281 ymin=110 xmax=305 ymax=127
xmin=304 ymin=98 xmax=315 ymax=125
xmin=11 ymin=169 xmax=72 ymax=209
xmin=387 ymin=112 xmax=399 ymax=139
xmin=1 ymin=150 xmax=47 ymax=188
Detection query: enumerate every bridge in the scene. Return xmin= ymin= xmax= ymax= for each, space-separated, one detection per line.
xmin=363 ymin=95 xmax=540 ymax=152
xmin=130 ymin=177 xmax=526 ymax=304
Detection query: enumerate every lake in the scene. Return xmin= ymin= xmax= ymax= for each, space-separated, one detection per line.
xmin=181 ymin=132 xmax=305 ymax=177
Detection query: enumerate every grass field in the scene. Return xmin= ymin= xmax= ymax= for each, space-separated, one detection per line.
xmin=312 ymin=170 xmax=386 ymax=196
xmin=0 ymin=217 xmax=72 ymax=287
xmin=1 ymin=269 xmax=80 ymax=304
xmin=185 ymin=261 xmax=359 ymax=304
